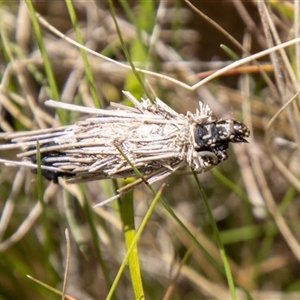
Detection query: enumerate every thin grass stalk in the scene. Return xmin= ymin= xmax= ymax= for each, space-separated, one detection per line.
xmin=118 ymin=0 xmax=154 ymax=42
xmin=220 ymin=45 xmax=240 ymax=61
xmin=158 ymin=195 xmax=224 ymax=274
xmin=248 ymin=147 xmax=300 ymax=262
xmin=81 ymin=185 xmax=114 ymax=292
xmin=106 ymin=184 xmax=164 ymax=300
xmin=62 ymin=184 xmax=114 ymax=293
xmin=63 ymin=183 xmax=113 ymax=294
xmin=65 ymin=0 xmax=102 ymax=108
xmin=25 ymin=0 xmax=65 ymax=123
xmin=192 ymin=170 xmax=237 ymax=300
xmin=266 ymin=93 xmax=300 ymax=193
xmin=212 ymin=169 xmax=249 ymax=203
xmin=107 ymin=0 xmax=153 ymax=101
xmin=61 ymin=229 xmax=71 ymax=300
xmin=294 ymin=0 xmax=300 ymax=81
xmin=27 ymin=275 xmax=76 ymax=300
xmin=280 ymin=183 xmax=298 ymax=213
xmin=0 ymin=24 xmax=47 ymax=130
xmin=219 ymin=223 xmax=276 ymax=245
xmin=0 ymin=168 xmax=25 ymax=242
xmin=34 ymin=9 xmax=300 ymax=93
xmin=121 ymin=0 xmax=155 ymax=98
xmin=163 ymin=241 xmax=193 ymax=299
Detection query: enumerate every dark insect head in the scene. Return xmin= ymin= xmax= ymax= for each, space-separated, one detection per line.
xmin=195 ymin=119 xmax=250 ymax=163
xmin=229 ymin=120 xmax=250 ymax=143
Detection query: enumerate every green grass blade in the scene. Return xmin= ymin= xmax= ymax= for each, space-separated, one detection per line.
xmin=108 ymin=0 xmax=153 ymax=102
xmin=81 ymin=186 xmax=114 ymax=291
xmin=118 ymin=189 xmax=144 ymax=300
xmin=212 ymin=168 xmax=249 ymax=203
xmin=107 ymin=184 xmax=164 ymax=300
xmin=118 ymin=0 xmax=155 ymax=99
xmin=25 ymin=0 xmax=65 ymax=123
xmin=192 ymin=170 xmax=237 ymax=300
xmin=64 ymin=0 xmax=102 ymax=108
xmin=220 ymin=44 xmax=240 ymax=60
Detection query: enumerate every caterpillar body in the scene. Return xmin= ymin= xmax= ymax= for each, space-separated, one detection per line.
xmin=0 ymin=91 xmax=250 ymax=185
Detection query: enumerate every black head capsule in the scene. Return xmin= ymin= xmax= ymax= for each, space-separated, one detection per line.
xmin=195 ymin=119 xmax=250 ymax=163
xmin=231 ymin=120 xmax=250 ymax=143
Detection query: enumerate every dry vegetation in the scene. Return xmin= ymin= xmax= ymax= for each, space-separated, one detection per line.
xmin=0 ymin=1 xmax=300 ymax=299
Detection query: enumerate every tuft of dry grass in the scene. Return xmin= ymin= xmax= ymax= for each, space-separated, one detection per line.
xmin=0 ymin=1 xmax=300 ymax=299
